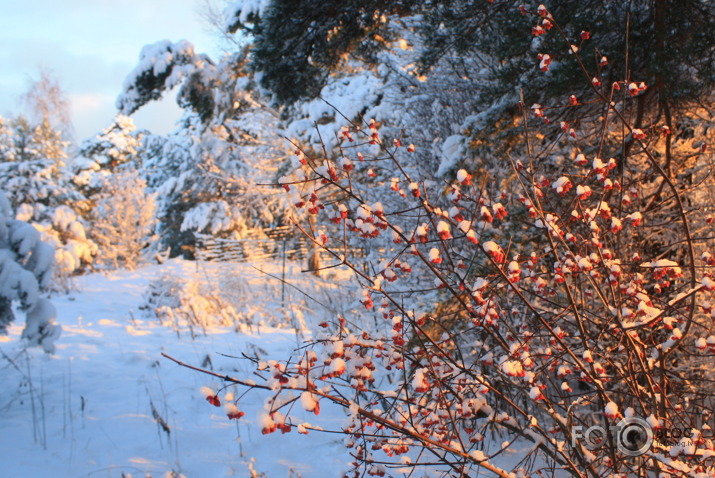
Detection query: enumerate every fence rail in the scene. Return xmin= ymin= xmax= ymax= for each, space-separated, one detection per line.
xmin=194 ymin=226 xmax=402 ymax=267
xmin=195 ymin=226 xmax=321 ymax=264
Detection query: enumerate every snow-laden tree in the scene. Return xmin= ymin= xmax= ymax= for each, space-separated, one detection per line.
xmin=28 ymin=206 xmax=97 ymax=291
xmin=90 ymin=167 xmax=156 ymax=270
xmin=66 ymin=115 xmax=153 ymax=271
xmin=0 ymin=192 xmax=60 ymax=353
xmin=0 ymin=115 xmax=70 ymax=207
xmin=72 ymin=114 xmax=145 ymax=199
xmin=223 ymin=0 xmax=715 ymax=192
xmin=0 ymin=115 xmax=94 ymax=288
xmin=118 ymin=46 xmax=292 ymax=257
xmin=0 ymin=72 xmax=97 ymax=286
xmin=0 ymin=116 xmax=16 ymax=162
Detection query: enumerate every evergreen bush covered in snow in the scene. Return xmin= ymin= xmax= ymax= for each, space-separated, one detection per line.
xmin=0 ymin=113 xmax=96 ymax=289
xmin=0 ymin=192 xmax=60 ymax=353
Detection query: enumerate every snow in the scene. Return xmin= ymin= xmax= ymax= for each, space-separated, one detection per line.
xmin=0 ymin=259 xmax=351 ymax=477
xmin=116 ymin=40 xmax=208 ymax=115
xmin=529 ymin=386 xmax=543 ymax=400
xmin=438 ymin=135 xmax=467 ymax=176
xmin=223 ymin=0 xmax=272 ymax=30
xmin=702 ymin=276 xmax=715 ymax=291
xmin=287 ymin=72 xmax=382 ymax=149
xmin=604 ymin=401 xmax=620 ymax=418
xmin=551 ymin=176 xmax=571 ymax=194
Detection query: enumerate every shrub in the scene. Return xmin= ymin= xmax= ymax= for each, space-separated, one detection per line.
xmin=176 ymin=4 xmax=715 ymax=477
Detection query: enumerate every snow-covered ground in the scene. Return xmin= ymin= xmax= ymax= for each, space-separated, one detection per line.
xmin=0 ymin=259 xmax=356 ymax=478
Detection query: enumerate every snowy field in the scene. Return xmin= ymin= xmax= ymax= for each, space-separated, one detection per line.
xmin=0 ymin=259 xmax=358 ymax=478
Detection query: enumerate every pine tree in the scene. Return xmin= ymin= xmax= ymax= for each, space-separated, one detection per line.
xmin=0 ymin=192 xmax=60 ymax=353
xmin=227 ymin=0 xmax=420 ymax=103
xmin=73 ymin=114 xmax=145 ymax=198
xmin=0 ymin=72 xmax=96 ymax=286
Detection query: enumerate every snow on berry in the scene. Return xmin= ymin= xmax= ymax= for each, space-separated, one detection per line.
xmin=449 ymin=206 xmax=465 ymax=222
xmin=415 ymin=223 xmax=429 ymax=242
xmin=259 ymin=413 xmax=277 ymax=435
xmin=472 ymin=278 xmax=488 ymax=293
xmin=702 ymin=251 xmax=715 ymax=266
xmin=552 ymin=176 xmax=572 ymax=195
xmin=538 ymin=53 xmax=552 ymax=72
xmin=200 ymin=386 xmax=221 ymax=407
xmin=574 ymin=153 xmax=588 ymax=166
xmin=371 ymin=202 xmax=385 ymax=218
xmin=357 ymin=204 xmax=373 ymax=222
xmin=330 ymin=357 xmax=347 ymax=376
xmin=412 ymin=368 xmax=430 ymax=393
xmin=610 ymin=217 xmax=623 ymax=234
xmin=507 ymin=261 xmax=521 ymax=282
xmin=225 ymin=403 xmax=245 ymax=420
xmin=604 ymin=402 xmax=620 ymax=419
xmin=493 ymin=202 xmax=508 ymax=220
xmin=576 ymin=256 xmax=593 ymax=271
xmin=576 ymin=184 xmax=591 ymax=200
xmin=484 ymin=241 xmax=505 ymax=263
xmin=702 ymin=276 xmax=715 ymax=291
xmin=632 ymin=128 xmax=647 ymax=141
xmin=300 ymin=392 xmax=320 ymax=414
xmin=628 ymin=82 xmax=647 ymax=96
xmin=339 ymin=156 xmax=354 ymax=172
xmin=408 ymin=182 xmax=420 ymax=198
xmin=640 ymin=259 xmax=682 ymax=280
xmin=480 ymin=205 xmax=493 ymax=223
xmin=456 ymin=169 xmax=472 ymax=185
xmin=502 ymin=360 xmax=524 ymax=377
xmin=696 ymin=337 xmax=708 ymax=351
xmin=626 ymin=211 xmax=643 ymax=226
xmin=437 ymin=221 xmax=452 ymax=240
xmin=592 ymin=156 xmax=606 ymax=174
xmin=429 ymin=247 xmax=442 ymax=264
xmin=360 ymin=289 xmax=374 ymax=309
xmin=530 ymin=386 xmax=544 ymax=400
xmin=532 ymin=25 xmax=546 ymax=36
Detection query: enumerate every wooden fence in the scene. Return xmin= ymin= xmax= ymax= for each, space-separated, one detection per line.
xmin=194 ymin=226 xmax=313 ymax=263
xmin=194 ymin=225 xmax=401 ymax=271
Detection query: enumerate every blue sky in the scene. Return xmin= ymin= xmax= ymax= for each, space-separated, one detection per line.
xmin=0 ymin=0 xmax=222 ymax=141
